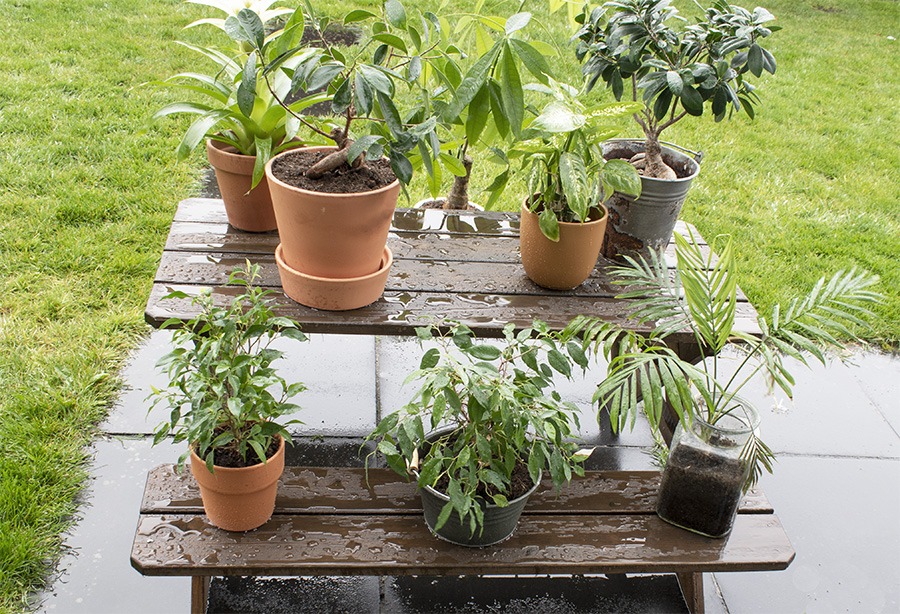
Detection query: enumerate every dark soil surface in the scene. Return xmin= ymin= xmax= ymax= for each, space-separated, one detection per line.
xmin=200 ymin=431 xmax=281 ymax=469
xmin=434 ymin=459 xmax=535 ymax=503
xmin=603 ymin=142 xmax=695 ymax=179
xmin=657 ymin=441 xmax=746 ymax=537
xmin=270 ymin=150 xmax=397 ymax=194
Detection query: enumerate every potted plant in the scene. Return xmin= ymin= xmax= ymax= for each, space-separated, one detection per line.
xmin=366 ymin=320 xmax=593 ymax=546
xmin=254 ymin=1 xmax=442 ymax=310
xmin=412 ymin=11 xmax=556 ymax=212
xmin=574 ymin=0 xmax=779 ymax=258
xmin=568 ymin=232 xmax=880 ymax=537
xmin=153 ymin=5 xmax=324 ymax=231
xmin=149 ymin=262 xmax=308 ymax=531
xmin=489 ymin=81 xmax=642 ymax=289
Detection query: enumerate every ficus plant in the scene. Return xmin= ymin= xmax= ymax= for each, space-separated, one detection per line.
xmin=487 ymin=79 xmax=642 ymax=240
xmin=366 ymin=320 xmax=593 ymax=536
xmin=153 ymin=4 xmax=326 ymax=188
xmin=574 ymin=0 xmax=780 ymax=179
xmin=149 ymin=262 xmax=309 ymax=472
xmin=253 ymin=0 xmax=443 ymax=185
xmin=564 ymin=231 xmax=880 ymax=490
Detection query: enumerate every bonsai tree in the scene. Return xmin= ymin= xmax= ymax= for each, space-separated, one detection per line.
xmin=367 ymin=320 xmax=593 ymax=540
xmin=565 ymin=232 xmax=881 ymax=489
xmin=255 ymin=1 xmax=443 ymax=185
xmin=149 ymin=262 xmax=308 ymax=471
xmin=489 ymin=79 xmax=642 ymax=239
xmin=574 ymin=0 xmax=779 ymax=179
xmin=153 ymin=5 xmax=325 ymax=188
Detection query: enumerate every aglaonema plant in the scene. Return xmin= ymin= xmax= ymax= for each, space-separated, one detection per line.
xmin=153 ymin=5 xmax=326 ymax=188
xmin=564 ymin=231 xmax=881 ymax=489
xmin=366 ymin=320 xmax=593 ymax=536
xmin=574 ymin=0 xmax=779 ymax=179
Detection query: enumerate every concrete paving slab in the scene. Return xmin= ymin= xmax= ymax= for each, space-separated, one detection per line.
xmin=106 ymin=331 xmax=378 ymax=438
xmin=207 ymin=576 xmax=380 ymax=613
xmin=37 ymin=437 xmax=190 ymax=614
xmin=848 ymin=350 xmax=900 ymax=437
xmin=706 ymin=349 xmax=900 ymax=458
xmin=715 ymin=455 xmax=900 ymax=613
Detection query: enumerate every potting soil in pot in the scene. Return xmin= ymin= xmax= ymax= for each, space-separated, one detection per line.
xmin=270 ymin=150 xmax=396 ymax=193
xmin=656 ymin=439 xmax=747 ymax=538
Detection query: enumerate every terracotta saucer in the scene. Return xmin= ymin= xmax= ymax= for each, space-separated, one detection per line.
xmin=275 ymin=244 xmax=393 ymax=311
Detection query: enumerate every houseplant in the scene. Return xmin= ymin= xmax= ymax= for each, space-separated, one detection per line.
xmin=256 ymin=1 xmax=443 ymax=309
xmin=149 ymin=262 xmax=308 ymax=531
xmin=366 ymin=320 xmax=593 ymax=546
xmin=489 ymin=81 xmax=642 ymax=289
xmin=574 ymin=0 xmax=779 ymax=258
xmin=568 ymin=232 xmax=880 ymax=537
xmin=154 ymin=5 xmax=324 ymax=231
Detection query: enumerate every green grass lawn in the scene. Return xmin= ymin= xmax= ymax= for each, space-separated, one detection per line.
xmin=0 ymin=0 xmax=896 ymax=611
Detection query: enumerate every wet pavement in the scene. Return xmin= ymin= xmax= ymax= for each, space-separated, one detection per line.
xmin=34 ymin=329 xmax=899 ymax=613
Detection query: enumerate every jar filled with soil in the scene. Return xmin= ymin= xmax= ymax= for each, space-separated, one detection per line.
xmin=656 ymin=399 xmax=759 ymax=538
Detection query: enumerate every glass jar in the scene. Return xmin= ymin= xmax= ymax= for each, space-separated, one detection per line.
xmin=656 ymin=398 xmax=760 ymax=538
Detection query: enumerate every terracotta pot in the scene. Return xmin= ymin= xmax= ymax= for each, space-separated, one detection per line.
xmin=275 ymin=243 xmax=393 ymax=311
xmin=206 ymin=139 xmax=277 ymax=232
xmin=519 ymin=201 xmax=608 ymax=290
xmin=189 ymin=435 xmax=284 ymax=532
xmin=265 ymin=147 xmax=401 ymax=278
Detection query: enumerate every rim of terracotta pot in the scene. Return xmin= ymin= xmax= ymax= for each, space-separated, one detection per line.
xmin=265 ymin=146 xmax=401 ymax=199
xmin=189 ymin=434 xmax=285 ymax=475
xmin=521 ymin=199 xmax=609 ymax=227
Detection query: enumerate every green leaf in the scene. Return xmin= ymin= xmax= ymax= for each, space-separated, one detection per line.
xmin=680 ymin=86 xmax=704 ymax=116
xmin=747 ymin=44 xmax=764 ymax=78
xmin=547 ymin=349 xmax=571 ymax=377
xmin=444 ymin=43 xmax=502 ymax=122
xmin=344 ymin=9 xmax=377 ymax=24
xmin=538 ymin=206 xmax=559 ymax=241
xmin=420 ymin=347 xmax=440 ymax=369
xmin=467 ymin=345 xmax=502 ymax=361
xmin=251 ymin=136 xmax=271 ymax=190
xmin=498 ymin=42 xmax=524 ymax=138
xmin=439 ymin=153 xmax=467 ymax=177
xmin=531 ymin=101 xmax=585 ymax=133
xmin=225 ymin=9 xmax=264 ymax=51
xmin=237 ymin=53 xmax=257 ymax=118
xmin=601 ymin=158 xmax=641 ymax=198
xmin=332 ymin=77 xmax=351 ymax=114
xmin=385 ymin=0 xmax=407 ymax=28
xmin=559 ymin=151 xmax=590 ymax=222
xmin=508 ymin=39 xmax=550 ymax=84
xmin=465 ymin=84 xmax=491 ymax=144
xmin=358 ymin=64 xmax=394 ymax=95
xmin=504 ymin=12 xmax=531 ymax=35
xmin=348 ymin=135 xmax=383 ymax=164
xmin=372 ymin=33 xmax=407 ymax=54
xmin=376 ymin=92 xmax=403 ymax=137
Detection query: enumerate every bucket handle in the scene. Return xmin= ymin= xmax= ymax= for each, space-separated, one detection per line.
xmin=660 ymin=140 xmax=703 ymax=164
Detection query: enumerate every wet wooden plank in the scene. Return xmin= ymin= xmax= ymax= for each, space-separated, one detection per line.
xmin=131 ymin=511 xmax=794 ymax=577
xmin=145 ymin=283 xmax=761 ymax=338
xmin=141 ymin=466 xmax=772 ymax=515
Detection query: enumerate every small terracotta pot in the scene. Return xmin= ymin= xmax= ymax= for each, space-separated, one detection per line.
xmin=266 ymin=147 xmax=401 ymax=278
xmin=206 ymin=139 xmax=277 ymax=233
xmin=189 ymin=435 xmax=284 ymax=532
xmin=275 ymin=243 xmax=393 ymax=311
xmin=519 ymin=201 xmax=608 ymax=290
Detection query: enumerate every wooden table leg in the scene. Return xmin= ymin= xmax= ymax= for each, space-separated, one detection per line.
xmin=676 ymin=572 xmax=704 ymax=614
xmin=191 ymin=576 xmax=211 ymax=614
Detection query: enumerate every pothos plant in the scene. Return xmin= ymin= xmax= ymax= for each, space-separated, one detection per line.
xmin=149 ymin=262 xmax=308 ymax=472
xmin=574 ymin=0 xmax=780 ymax=179
xmin=487 ymin=79 xmax=642 ymax=240
xmin=246 ymin=0 xmax=444 ymax=186
xmin=367 ymin=321 xmax=593 ymax=535
xmin=153 ymin=5 xmax=326 ymax=188
xmin=564 ymin=231 xmax=880 ymax=489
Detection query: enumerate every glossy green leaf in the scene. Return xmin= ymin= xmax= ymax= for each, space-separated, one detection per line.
xmin=444 ymin=42 xmax=501 ymax=122
xmin=236 ymin=54 xmax=257 ymax=118
xmin=385 ymin=0 xmax=407 ymax=28
xmin=538 ymin=206 xmax=560 ymax=241
xmin=344 ymin=9 xmax=377 ymax=24
xmin=465 ymin=84 xmax=490 ymax=144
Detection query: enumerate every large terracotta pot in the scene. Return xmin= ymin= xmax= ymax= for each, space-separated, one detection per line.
xmin=519 ymin=201 xmax=608 ymax=290
xmin=206 ymin=139 xmax=277 ymax=232
xmin=265 ymin=147 xmax=401 ymax=279
xmin=189 ymin=435 xmax=284 ymax=532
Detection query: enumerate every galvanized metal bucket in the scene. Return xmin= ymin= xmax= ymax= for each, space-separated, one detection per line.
xmin=601 ymin=139 xmax=702 ymax=260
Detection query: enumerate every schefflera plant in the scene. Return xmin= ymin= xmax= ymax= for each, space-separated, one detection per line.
xmin=367 ymin=321 xmax=593 ymax=534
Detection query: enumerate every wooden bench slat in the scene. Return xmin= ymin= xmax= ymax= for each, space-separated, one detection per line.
xmin=141 ymin=467 xmax=773 ymax=515
xmin=131 ymin=512 xmax=794 ymax=578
